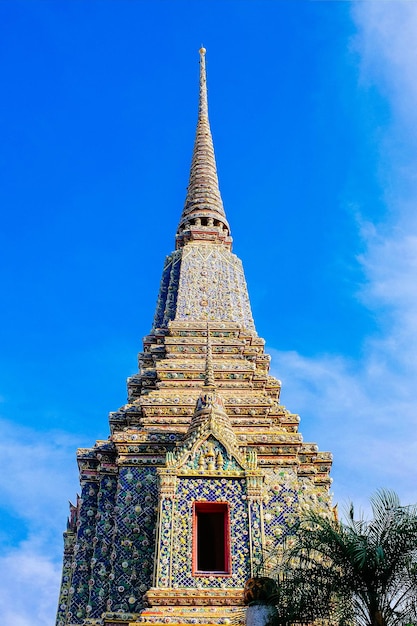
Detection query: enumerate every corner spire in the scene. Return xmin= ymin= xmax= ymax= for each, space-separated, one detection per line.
xmin=176 ymin=48 xmax=232 ymax=249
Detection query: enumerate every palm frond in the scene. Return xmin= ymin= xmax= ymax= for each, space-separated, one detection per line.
xmin=266 ymin=489 xmax=417 ymax=626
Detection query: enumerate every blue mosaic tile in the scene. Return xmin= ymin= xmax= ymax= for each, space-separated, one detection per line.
xmin=108 ymin=467 xmax=158 ymax=614
xmin=87 ymin=474 xmax=118 ymax=618
xmin=67 ymin=481 xmax=99 ymax=623
xmin=171 ymin=477 xmax=250 ymax=588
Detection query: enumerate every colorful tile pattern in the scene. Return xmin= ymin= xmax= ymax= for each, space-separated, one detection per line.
xmin=153 ymin=245 xmax=255 ymax=331
xmin=175 ymin=245 xmax=255 ymax=330
xmin=172 ymin=477 xmax=250 ymax=588
xmin=109 ymin=467 xmax=158 ymax=614
xmin=67 ymin=481 xmax=99 ymax=623
xmin=87 ymin=474 xmax=118 ymax=618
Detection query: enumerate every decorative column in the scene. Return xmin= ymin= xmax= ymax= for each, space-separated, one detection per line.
xmin=246 ymin=451 xmax=265 ymax=576
xmin=153 ymin=468 xmax=177 ymax=589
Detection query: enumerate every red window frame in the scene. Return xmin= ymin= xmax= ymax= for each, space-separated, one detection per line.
xmin=192 ymin=501 xmax=231 ymax=576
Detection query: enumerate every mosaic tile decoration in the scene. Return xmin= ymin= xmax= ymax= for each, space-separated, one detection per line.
xmin=56 ymin=531 xmax=76 ymax=626
xmin=155 ymin=496 xmax=175 ymax=588
xmin=260 ymin=469 xmax=332 ymax=573
xmin=87 ymin=474 xmax=118 ymax=619
xmin=171 ymin=477 xmax=250 ymax=589
xmin=248 ymin=499 xmax=263 ymax=573
xmin=175 ymin=245 xmax=255 ymax=330
xmin=108 ymin=467 xmax=158 ymax=614
xmin=262 ymin=470 xmax=299 ymax=546
xmin=67 ymin=481 xmax=99 ymax=623
xmin=153 ymin=251 xmax=181 ymax=330
xmin=56 ymin=464 xmax=331 ymax=624
xmin=182 ymin=440 xmax=243 ymax=473
xmin=152 ymin=245 xmax=255 ymax=331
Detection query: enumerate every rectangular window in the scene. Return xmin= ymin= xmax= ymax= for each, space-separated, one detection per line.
xmin=193 ymin=502 xmax=231 ymax=575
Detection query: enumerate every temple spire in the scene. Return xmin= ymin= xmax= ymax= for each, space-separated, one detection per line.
xmin=176 ymin=48 xmax=232 ymax=249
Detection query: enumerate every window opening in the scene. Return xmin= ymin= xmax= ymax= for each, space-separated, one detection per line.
xmin=193 ymin=502 xmax=230 ymax=575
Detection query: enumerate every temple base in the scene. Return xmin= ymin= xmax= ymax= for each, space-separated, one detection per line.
xmin=134 ymin=605 xmax=245 ymax=625
xmin=131 ymin=587 xmax=245 ymax=625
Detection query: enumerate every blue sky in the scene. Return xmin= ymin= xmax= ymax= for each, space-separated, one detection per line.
xmin=1 ymin=1 xmax=417 ymax=624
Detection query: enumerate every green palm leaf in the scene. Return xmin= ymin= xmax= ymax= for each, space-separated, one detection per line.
xmin=267 ymin=489 xmax=417 ymax=626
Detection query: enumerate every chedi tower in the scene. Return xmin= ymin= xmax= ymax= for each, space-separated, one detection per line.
xmin=56 ymin=48 xmax=333 ymax=626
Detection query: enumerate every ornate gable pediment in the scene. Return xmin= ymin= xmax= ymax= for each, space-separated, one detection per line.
xmin=165 ymin=390 xmax=253 ymax=474
xmin=170 ymin=434 xmax=244 ymax=474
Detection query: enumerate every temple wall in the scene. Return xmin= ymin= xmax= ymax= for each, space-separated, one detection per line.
xmin=67 ymin=479 xmax=99 ymax=623
xmin=56 ymin=530 xmax=76 ymax=626
xmin=108 ymin=467 xmax=158 ymax=614
xmin=88 ymin=473 xmax=118 ymax=618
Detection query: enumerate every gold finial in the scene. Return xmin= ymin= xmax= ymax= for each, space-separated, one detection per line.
xmin=199 ymin=46 xmax=206 ymax=56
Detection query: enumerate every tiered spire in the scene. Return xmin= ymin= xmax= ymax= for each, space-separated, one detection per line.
xmin=152 ymin=50 xmax=254 ymax=331
xmin=176 ymin=48 xmax=232 ymax=249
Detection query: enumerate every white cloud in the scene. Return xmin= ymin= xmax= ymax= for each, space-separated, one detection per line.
xmin=352 ymin=0 xmax=417 ymax=123
xmin=270 ymin=1 xmax=417 ymax=512
xmin=0 ymin=419 xmax=79 ymax=539
xmin=0 ymin=419 xmax=80 ymax=625
xmin=270 ymin=345 xmax=417 ymax=510
xmin=0 ymin=539 xmax=61 ymax=626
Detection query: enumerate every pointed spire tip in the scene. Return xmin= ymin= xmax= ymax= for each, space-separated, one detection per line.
xmin=175 ymin=45 xmax=232 ymax=249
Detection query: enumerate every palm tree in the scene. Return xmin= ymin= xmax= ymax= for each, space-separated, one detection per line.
xmin=274 ymin=490 xmax=417 ymax=626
